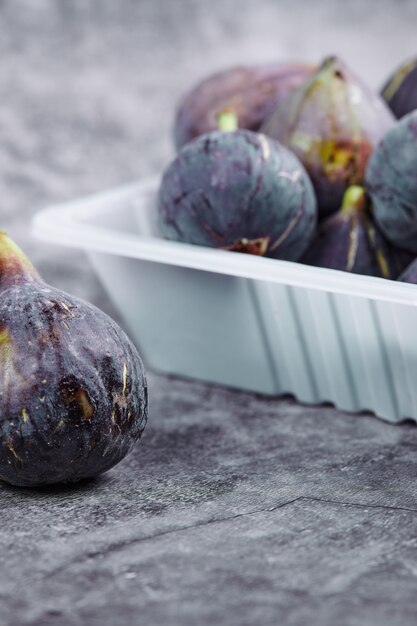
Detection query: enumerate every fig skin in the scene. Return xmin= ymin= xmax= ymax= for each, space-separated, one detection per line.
xmin=300 ymin=186 xmax=413 ymax=278
xmin=365 ymin=110 xmax=417 ymax=254
xmin=174 ymin=63 xmax=315 ymax=150
xmin=158 ymin=129 xmax=317 ymax=261
xmin=398 ymin=258 xmax=417 ymax=283
xmin=261 ymin=55 xmax=395 ymax=218
xmin=0 ymin=234 xmax=148 ymax=487
xmin=381 ymin=58 xmax=417 ymax=119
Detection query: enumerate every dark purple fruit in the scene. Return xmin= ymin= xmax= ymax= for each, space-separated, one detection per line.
xmin=301 ymin=186 xmax=413 ymax=278
xmin=174 ymin=63 xmax=315 ymax=150
xmin=0 ymin=233 xmax=148 ymax=487
xmin=365 ymin=110 xmax=417 ymax=254
xmin=158 ymin=129 xmax=317 ymax=261
xmin=398 ymin=258 xmax=417 ymax=283
xmin=261 ymin=55 xmax=395 ymax=218
xmin=381 ymin=58 xmax=417 ymax=119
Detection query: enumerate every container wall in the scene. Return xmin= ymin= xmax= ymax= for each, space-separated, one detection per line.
xmin=89 ymin=250 xmax=417 ymax=423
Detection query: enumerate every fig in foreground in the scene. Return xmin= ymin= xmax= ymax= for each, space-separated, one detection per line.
xmin=174 ymin=62 xmax=315 ymax=149
xmin=0 ymin=233 xmax=148 ymax=487
xmin=158 ymin=128 xmax=317 ymax=261
xmin=365 ymin=110 xmax=417 ymax=254
xmin=262 ymin=55 xmax=395 ymax=218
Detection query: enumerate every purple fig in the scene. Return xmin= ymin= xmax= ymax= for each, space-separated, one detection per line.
xmin=174 ymin=62 xmax=315 ymax=150
xmin=0 ymin=233 xmax=148 ymax=487
xmin=158 ymin=125 xmax=317 ymax=261
xmin=381 ymin=58 xmax=417 ymax=119
xmin=301 ymin=186 xmax=413 ymax=278
xmin=365 ymin=110 xmax=417 ymax=254
xmin=262 ymin=56 xmax=395 ymax=218
xmin=398 ymin=258 xmax=417 ymax=283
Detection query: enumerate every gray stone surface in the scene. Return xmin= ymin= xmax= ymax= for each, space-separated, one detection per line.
xmin=1 ymin=1 xmax=417 ymax=625
xmin=2 ymin=378 xmax=417 ymax=625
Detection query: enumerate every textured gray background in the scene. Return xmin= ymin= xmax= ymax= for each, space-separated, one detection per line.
xmin=2 ymin=1 xmax=417 ymax=625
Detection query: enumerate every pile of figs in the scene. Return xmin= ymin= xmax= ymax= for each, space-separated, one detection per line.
xmin=158 ymin=54 xmax=417 ymax=283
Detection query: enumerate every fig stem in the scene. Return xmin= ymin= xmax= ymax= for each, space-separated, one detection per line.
xmin=216 ymin=110 xmax=238 ymax=132
xmin=320 ymin=55 xmax=339 ymax=70
xmin=0 ymin=232 xmax=42 ymax=290
xmin=340 ymin=185 xmax=368 ymax=215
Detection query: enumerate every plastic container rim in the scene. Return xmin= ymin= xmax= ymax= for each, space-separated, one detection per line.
xmin=31 ymin=176 xmax=417 ymax=307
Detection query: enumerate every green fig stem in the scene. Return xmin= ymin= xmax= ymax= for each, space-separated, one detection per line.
xmin=340 ymin=185 xmax=368 ymax=216
xmin=216 ymin=110 xmax=238 ymax=132
xmin=320 ymin=55 xmax=339 ymax=70
xmin=0 ymin=232 xmax=42 ymax=291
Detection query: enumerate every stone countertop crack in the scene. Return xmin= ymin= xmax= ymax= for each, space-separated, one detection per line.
xmin=30 ymin=496 xmax=417 ymax=585
xmin=37 ymin=496 xmax=304 ymax=582
xmin=301 ymin=496 xmax=417 ymax=514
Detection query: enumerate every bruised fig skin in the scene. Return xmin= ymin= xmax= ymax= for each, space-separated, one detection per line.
xmin=381 ymin=58 xmax=417 ymax=119
xmin=300 ymin=186 xmax=413 ymax=278
xmin=365 ymin=110 xmax=417 ymax=254
xmin=174 ymin=63 xmax=315 ymax=150
xmin=261 ymin=56 xmax=395 ymax=218
xmin=158 ymin=129 xmax=317 ymax=261
xmin=0 ymin=233 xmax=148 ymax=487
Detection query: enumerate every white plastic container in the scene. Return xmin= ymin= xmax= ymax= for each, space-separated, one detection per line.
xmin=32 ymin=177 xmax=417 ymax=424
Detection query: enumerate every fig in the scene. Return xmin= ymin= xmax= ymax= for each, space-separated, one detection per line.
xmin=300 ymin=186 xmax=413 ymax=278
xmin=174 ymin=62 xmax=315 ymax=149
xmin=365 ymin=110 xmax=417 ymax=254
xmin=398 ymin=258 xmax=417 ymax=283
xmin=261 ymin=55 xmax=395 ymax=218
xmin=0 ymin=233 xmax=148 ymax=487
xmin=158 ymin=127 xmax=317 ymax=260
xmin=381 ymin=58 xmax=417 ymax=119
